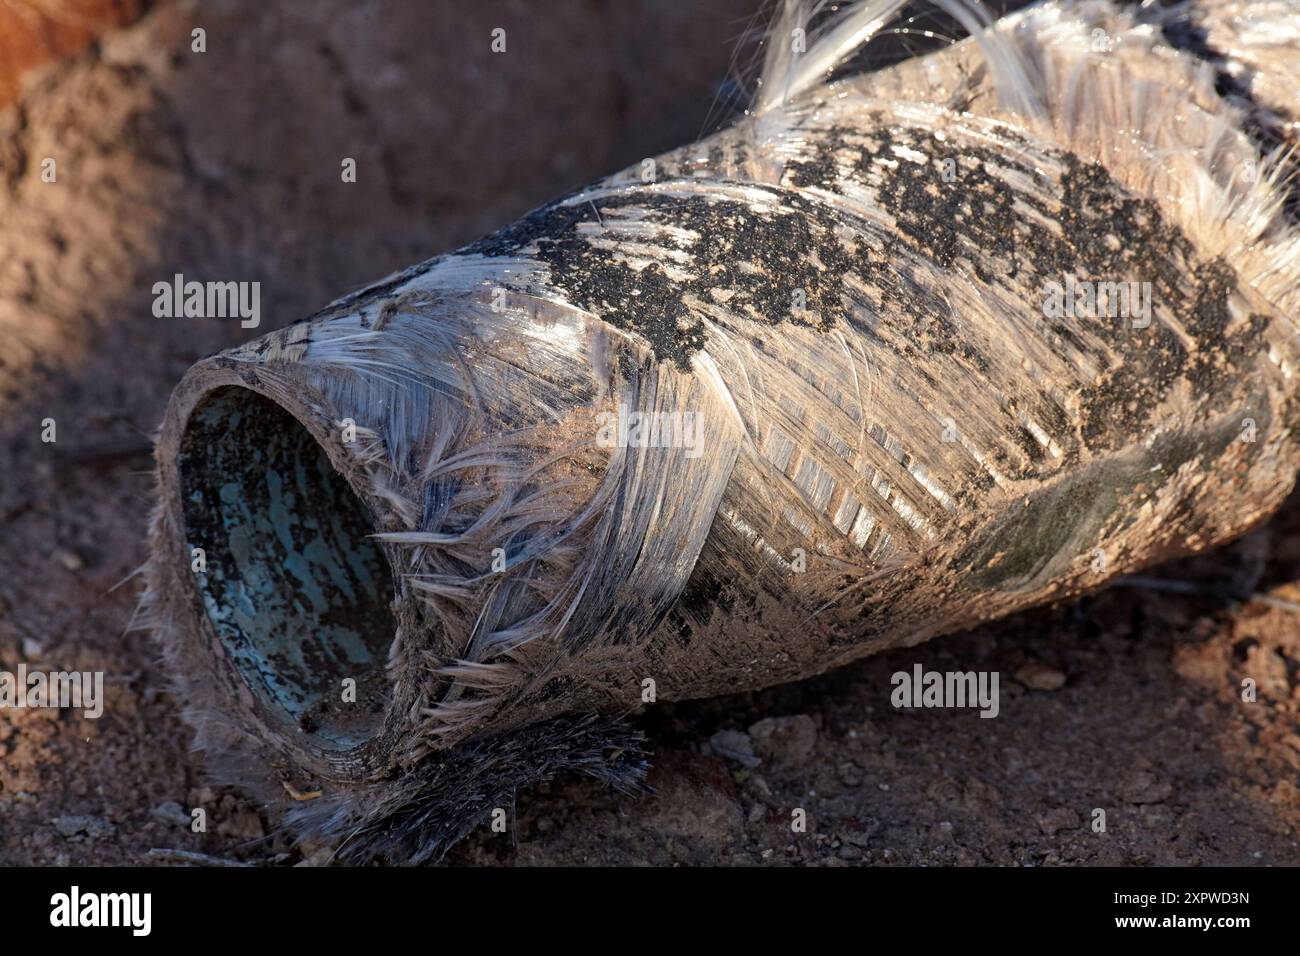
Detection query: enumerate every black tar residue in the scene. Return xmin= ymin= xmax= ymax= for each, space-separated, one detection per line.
xmin=784 ymin=119 xmax=1268 ymax=458
xmin=469 ymin=187 xmax=856 ymax=370
xmin=471 ymin=118 xmax=1266 ymax=458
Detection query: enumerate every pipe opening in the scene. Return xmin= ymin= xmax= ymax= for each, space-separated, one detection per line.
xmin=178 ymin=387 xmax=395 ymax=750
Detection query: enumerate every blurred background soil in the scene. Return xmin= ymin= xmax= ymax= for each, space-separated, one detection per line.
xmin=0 ymin=0 xmax=1296 ymax=866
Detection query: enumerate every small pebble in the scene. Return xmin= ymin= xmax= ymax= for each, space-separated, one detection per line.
xmin=52 ymin=815 xmax=116 ymax=839
xmin=1015 ymin=662 xmax=1066 ymax=691
xmin=1037 ymin=806 xmax=1080 ymax=835
xmin=1120 ymin=770 xmax=1173 ymax=805
xmin=55 ymin=549 xmax=84 ymax=571
xmin=708 ymin=728 xmax=761 ymax=768
xmin=150 ymin=801 xmax=192 ymax=828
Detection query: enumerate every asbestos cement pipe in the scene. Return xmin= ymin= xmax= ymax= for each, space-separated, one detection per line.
xmin=144 ymin=0 xmax=1300 ymax=862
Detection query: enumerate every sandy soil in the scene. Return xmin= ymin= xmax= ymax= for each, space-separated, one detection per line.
xmin=0 ymin=0 xmax=1296 ymax=867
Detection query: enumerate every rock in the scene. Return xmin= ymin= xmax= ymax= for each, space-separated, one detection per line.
xmin=1037 ymin=806 xmax=1080 ymax=835
xmin=748 ymin=714 xmax=818 ymax=770
xmin=1014 ymin=663 xmax=1066 ymax=691
xmin=1120 ymin=770 xmax=1173 ymax=805
xmin=744 ymin=773 xmax=773 ymax=802
xmin=837 ymin=760 xmax=865 ymax=787
xmin=150 ymin=801 xmax=192 ymax=828
xmin=52 ymin=815 xmax=115 ymax=839
xmin=708 ymin=728 xmax=760 ymax=768
xmin=54 ymin=548 xmax=84 ymax=571
xmin=217 ymin=810 xmax=265 ymax=841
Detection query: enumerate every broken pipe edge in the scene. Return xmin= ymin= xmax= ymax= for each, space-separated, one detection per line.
xmin=142 ymin=357 xmax=646 ymax=862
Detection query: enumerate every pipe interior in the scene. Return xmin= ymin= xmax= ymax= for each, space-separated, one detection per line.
xmin=178 ymin=386 xmax=394 ymax=749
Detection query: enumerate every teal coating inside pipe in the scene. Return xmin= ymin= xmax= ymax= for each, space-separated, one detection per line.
xmin=178 ymin=387 xmax=395 ymax=749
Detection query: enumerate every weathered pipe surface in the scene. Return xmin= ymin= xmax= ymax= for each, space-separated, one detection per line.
xmin=144 ymin=0 xmax=1300 ymax=862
